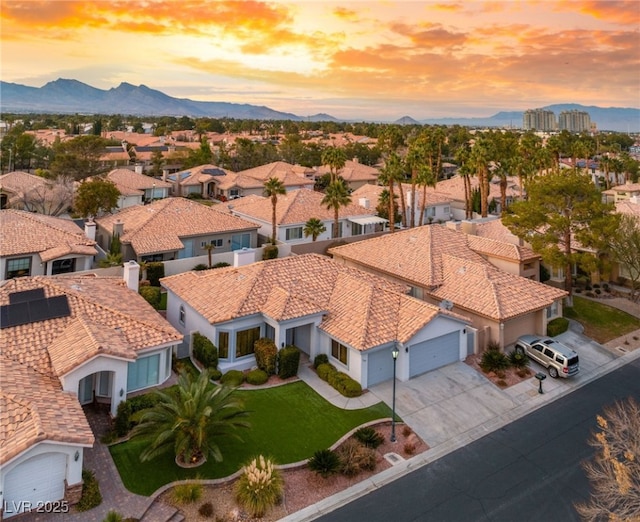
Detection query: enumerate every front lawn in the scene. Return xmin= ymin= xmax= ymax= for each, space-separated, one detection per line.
xmin=564 ymin=296 xmax=640 ymax=343
xmin=110 ymin=380 xmax=392 ymax=495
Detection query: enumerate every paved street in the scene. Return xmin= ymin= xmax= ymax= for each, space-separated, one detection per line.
xmin=316 ymin=358 xmax=640 ymax=522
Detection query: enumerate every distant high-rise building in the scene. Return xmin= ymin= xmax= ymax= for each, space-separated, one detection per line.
xmin=558 ymin=110 xmax=592 ymax=133
xmin=523 ymin=109 xmax=557 ymax=131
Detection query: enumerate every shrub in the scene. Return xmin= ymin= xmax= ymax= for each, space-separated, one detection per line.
xmin=114 ymin=394 xmax=163 ymax=436
xmin=278 ymin=345 xmax=300 ymax=379
xmin=602 ymin=283 xmax=610 ymax=291
xmin=246 ymin=368 xmax=269 ymax=385
xmin=508 ymin=350 xmax=530 ymax=369
xmin=402 ymin=425 xmax=412 ymax=438
xmin=337 ymin=439 xmax=377 ymax=477
xmin=547 ymin=317 xmax=569 ymax=337
xmin=76 ymin=469 xmax=102 ymax=511
xmin=139 ymin=286 xmax=161 ymax=309
xmin=210 ymin=368 xmax=222 ymax=381
xmin=146 ymin=262 xmax=165 ymax=286
xmin=342 ymin=379 xmax=363 ymax=397
xmin=220 ymin=370 xmax=245 ymax=386
xmin=354 ymin=427 xmax=384 ymax=449
xmin=586 ymin=291 xmax=595 ymax=298
xmin=595 ymin=289 xmax=601 ymax=295
xmin=404 ymin=441 xmax=417 ymax=455
xmin=193 ymin=263 xmax=208 ymax=271
xmin=496 ymin=379 xmax=508 ymax=388
xmin=235 ymin=455 xmax=283 ymax=518
xmin=313 ymin=353 xmax=329 ymax=368
xmin=213 ymin=262 xmax=231 ymax=268
xmin=114 ymin=400 xmax=133 ymax=437
xmin=172 ymin=482 xmax=203 ymax=504
xmin=198 ymin=501 xmax=214 ymax=518
xmin=575 ymin=288 xmax=582 ymax=293
xmin=192 ymin=332 xmax=218 ymax=370
xmin=316 ymin=362 xmax=337 ymax=381
xmin=254 ymin=338 xmax=278 ymax=375
xmin=308 ymin=449 xmax=341 ymax=478
xmin=516 ymin=368 xmax=530 ymax=378
xmin=592 ymin=283 xmax=600 ymax=289
xmin=262 ymin=245 xmax=279 ymax=260
xmin=102 ymin=511 xmax=123 ymax=522
xmin=328 ymin=370 xmax=350 ymax=389
xmin=479 ymin=346 xmax=509 ymax=373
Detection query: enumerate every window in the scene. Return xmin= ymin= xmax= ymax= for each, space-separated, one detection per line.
xmin=141 ymin=253 xmax=164 ymax=262
xmin=230 ymin=189 xmax=240 ymax=197
xmin=179 ymin=305 xmax=185 ymax=325
xmin=201 ymin=239 xmax=223 ymax=248
xmin=351 ymin=222 xmax=363 ymax=236
xmin=231 ymin=233 xmax=251 ymax=250
xmin=546 ymin=300 xmax=559 ymax=319
xmin=426 ymin=207 xmax=436 ymax=218
xmin=127 ymin=354 xmax=160 ymax=391
xmin=236 ymin=326 xmax=261 ymax=357
xmin=332 ymin=222 xmax=343 ymax=239
xmin=52 ymin=258 xmax=75 ymax=275
xmin=98 ymin=371 xmax=111 ymax=396
xmin=218 ymin=331 xmax=229 ymax=359
xmin=443 ymin=206 xmax=450 ymax=215
xmin=6 ymin=257 xmax=31 ymax=279
xmin=331 ymin=339 xmax=348 ymax=365
xmin=285 ymin=227 xmax=303 ymax=241
xmin=165 ymin=347 xmax=172 ymax=378
xmin=265 ymin=324 xmax=275 ymax=341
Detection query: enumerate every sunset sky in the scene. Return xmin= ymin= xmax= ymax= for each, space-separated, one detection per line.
xmin=2 ymin=1 xmax=639 ymax=120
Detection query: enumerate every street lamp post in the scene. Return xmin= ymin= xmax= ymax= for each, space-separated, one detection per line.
xmin=391 ymin=343 xmax=399 ymax=442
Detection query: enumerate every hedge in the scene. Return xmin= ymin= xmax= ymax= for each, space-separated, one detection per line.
xmin=277 ymin=345 xmax=300 ymax=379
xmin=192 ymin=332 xmax=218 ymax=370
xmin=139 ymin=286 xmax=161 ymax=309
xmin=246 ymin=368 xmax=269 ymax=385
xmin=146 ymin=262 xmax=165 ymax=286
xmin=254 ymin=338 xmax=278 ymax=375
xmin=315 ymin=362 xmax=362 ymax=397
xmin=220 ymin=370 xmax=245 ymax=387
xmin=547 ymin=317 xmax=570 ymax=337
xmin=316 ymin=363 xmax=337 ymax=381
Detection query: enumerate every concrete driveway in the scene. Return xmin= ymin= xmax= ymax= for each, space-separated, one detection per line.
xmin=368 ymin=329 xmax=618 ymax=451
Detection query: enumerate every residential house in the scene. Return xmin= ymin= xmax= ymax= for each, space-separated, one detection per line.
xmin=0 ymin=210 xmax=97 ymax=281
xmin=0 ymin=267 xmax=182 ymax=518
xmin=94 ymin=197 xmax=259 ymax=262
xmin=602 ymin=181 xmax=640 ymax=204
xmin=328 ymin=225 xmax=567 ymax=352
xmin=106 ymin=167 xmax=172 ymax=208
xmin=0 ymin=171 xmax=72 ymax=215
xmin=225 ymin=188 xmax=387 ymax=243
xmin=315 ymin=159 xmax=379 ymax=190
xmin=161 ymin=254 xmax=470 ymax=389
xmin=164 ymin=164 xmax=234 ymax=198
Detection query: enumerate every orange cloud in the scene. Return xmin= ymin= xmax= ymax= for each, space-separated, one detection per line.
xmin=573 ymin=0 xmax=639 ymax=25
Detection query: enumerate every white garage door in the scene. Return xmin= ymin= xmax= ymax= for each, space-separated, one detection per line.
xmin=409 ymin=331 xmax=460 ymax=378
xmin=367 ymin=348 xmax=395 ymax=387
xmin=4 ymin=453 xmax=67 ymax=518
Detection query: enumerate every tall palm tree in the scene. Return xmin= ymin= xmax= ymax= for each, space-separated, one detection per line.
xmin=263 ymin=177 xmax=286 ymax=243
xmin=303 ymin=217 xmax=326 ymax=241
xmin=131 ymin=369 xmax=250 ymax=465
xmin=406 ymin=134 xmax=429 ymax=228
xmin=379 ymin=152 xmax=407 ymax=229
xmin=417 ymin=164 xmax=437 ymax=226
xmin=321 ymin=146 xmax=346 ymax=183
xmin=321 ymin=180 xmax=352 ymax=239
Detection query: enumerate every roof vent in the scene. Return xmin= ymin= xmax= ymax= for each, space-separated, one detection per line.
xmin=439 ymin=299 xmax=454 ymax=311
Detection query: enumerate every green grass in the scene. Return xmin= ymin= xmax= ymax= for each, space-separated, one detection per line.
xmin=110 ymin=380 xmax=392 ymax=495
xmin=564 ymin=296 xmax=640 ymax=343
xmin=158 ymin=292 xmax=167 ymax=310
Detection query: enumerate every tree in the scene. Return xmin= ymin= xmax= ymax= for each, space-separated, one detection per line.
xmin=321 ymin=146 xmax=346 ymax=183
xmin=14 ymin=175 xmax=74 ymax=216
xmin=130 ymin=369 xmax=250 ymax=465
xmin=148 ymin=150 xmax=165 ymax=178
xmin=49 ymin=135 xmax=108 ymax=180
xmin=74 ymin=178 xmax=120 ymax=218
xmin=574 ymin=398 xmax=640 ymax=521
xmin=204 ymin=243 xmax=215 ymax=268
xmin=322 ymin=179 xmax=352 ymax=239
xmin=303 ymin=217 xmax=326 ymax=241
xmin=503 ymin=169 xmax=618 ymax=304
xmin=608 ymin=214 xmax=640 ymax=302
xmin=379 ymin=152 xmax=406 ymax=230
xmin=376 ymin=188 xmax=401 ymax=224
xmin=263 ymin=177 xmax=286 ymax=243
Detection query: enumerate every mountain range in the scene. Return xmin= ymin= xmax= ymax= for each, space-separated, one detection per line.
xmin=1 ymin=78 xmax=638 ymax=132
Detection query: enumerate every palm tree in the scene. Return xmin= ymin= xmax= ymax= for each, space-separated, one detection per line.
xmin=303 ymin=217 xmax=326 ymax=241
xmin=321 ymin=180 xmax=352 ymax=239
xmin=416 ymin=164 xmax=437 ymax=226
xmin=131 ymin=369 xmax=250 ymax=465
xmin=379 ymin=152 xmax=407 ymax=229
xmin=321 ymin=146 xmax=346 ymax=183
xmin=204 ymin=243 xmax=215 ymax=268
xmin=263 ymin=177 xmax=286 ymax=243
xmin=406 ymin=135 xmax=429 ymax=228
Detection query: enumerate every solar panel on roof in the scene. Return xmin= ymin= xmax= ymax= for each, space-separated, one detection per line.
xmin=28 ymin=298 xmax=51 ymax=323
xmin=202 ymin=168 xmax=225 ymax=176
xmin=9 ymin=288 xmax=45 ymax=304
xmin=1 ymin=301 xmax=30 ymax=328
xmin=0 ymin=294 xmax=71 ymax=329
xmin=47 ymin=295 xmax=71 ymax=319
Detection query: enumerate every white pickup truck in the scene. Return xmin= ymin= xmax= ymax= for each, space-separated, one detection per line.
xmin=515 ymin=335 xmax=580 ymax=378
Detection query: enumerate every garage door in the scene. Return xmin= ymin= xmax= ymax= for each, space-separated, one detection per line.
xmin=4 ymin=453 xmax=67 ymax=518
xmin=367 ymin=348 xmax=394 ymax=387
xmin=409 ymin=331 xmax=460 ymax=378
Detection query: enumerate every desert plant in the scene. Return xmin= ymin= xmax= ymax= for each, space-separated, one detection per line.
xmin=76 ymin=469 xmax=102 ymax=511
xmin=172 ymin=482 xmax=203 ymax=504
xmin=496 ymin=379 xmax=508 ymax=388
xmin=193 ymin=263 xmax=209 ymax=271
xmin=313 ymin=354 xmax=329 ymax=368
xmin=213 ymin=262 xmax=231 ymax=268
xmin=403 ymin=441 xmax=417 ymax=455
xmin=480 ymin=345 xmax=510 ymax=373
xmin=308 ymin=449 xmax=341 ymax=478
xmin=354 ymin=427 xmax=384 ymax=449
xmin=262 ymin=244 xmax=279 ymax=260
xmin=254 ymin=337 xmax=278 ymax=375
xmin=402 ymin=425 xmax=413 ymax=438
xmin=246 ymin=368 xmax=269 ymax=385
xmin=102 ymin=510 xmax=123 ymax=522
xmin=192 ymin=332 xmax=218 ymax=370
xmin=337 ymin=439 xmax=377 ymax=477
xmin=235 ymin=455 xmax=283 ymax=518
xmin=198 ymin=501 xmax=214 ymax=518
xmin=508 ymin=349 xmax=530 ymax=369
xmin=278 ymin=344 xmax=300 ymax=379
xmin=220 ymin=369 xmax=245 ymax=387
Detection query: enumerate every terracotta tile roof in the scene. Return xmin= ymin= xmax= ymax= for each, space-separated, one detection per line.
xmin=1 ymin=356 xmax=94 ymax=465
xmin=0 ymin=209 xmax=97 ymax=259
xmin=316 ymin=160 xmax=379 ymax=183
xmin=236 ymin=162 xmax=315 ymax=187
xmin=352 ymin=183 xmax=453 ymax=209
xmin=328 ymin=225 xmax=566 ymax=321
xmin=106 ymin=168 xmax=172 ymax=192
xmin=161 ymin=254 xmax=465 ymax=350
xmin=467 ymin=234 xmax=538 ymax=262
xmin=229 ymin=188 xmax=376 ymax=225
xmin=0 ymin=275 xmax=183 ymax=377
xmin=95 ymin=198 xmax=259 ymax=256
xmin=434 ymin=175 xmax=522 ymax=202
xmin=474 ymin=219 xmax=522 ymax=243
xmin=0 ymin=171 xmax=48 ymax=194
xmin=0 ymin=171 xmax=72 ymax=210
xmin=616 ymin=201 xmax=640 ymax=217
xmin=610 ymin=182 xmax=640 ymax=193
xmin=172 ymin=164 xmax=235 ymax=187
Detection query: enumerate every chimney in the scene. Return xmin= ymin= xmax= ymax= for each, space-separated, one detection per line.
xmin=113 ymin=220 xmax=124 ymax=237
xmin=460 ymin=220 xmax=477 ymax=235
xmin=134 ymin=164 xmax=143 ymax=175
xmin=358 ymin=197 xmax=370 ymax=209
xmin=162 ymin=169 xmax=168 ymax=182
xmin=123 ymin=260 xmax=140 ymax=292
xmin=84 ymin=220 xmax=96 ymax=241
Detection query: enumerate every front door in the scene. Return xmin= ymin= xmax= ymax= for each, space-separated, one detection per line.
xmin=79 ymin=375 xmax=93 ymax=404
